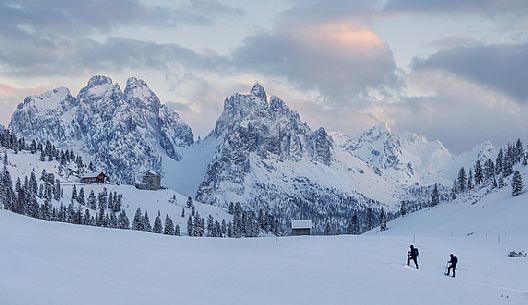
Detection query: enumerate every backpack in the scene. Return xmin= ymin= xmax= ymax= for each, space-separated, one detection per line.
xmin=414 ymin=248 xmax=419 ymax=257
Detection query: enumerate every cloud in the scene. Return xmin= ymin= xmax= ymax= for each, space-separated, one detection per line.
xmin=165 ymin=101 xmax=191 ymax=112
xmin=412 ymin=42 xmax=528 ymax=102
xmin=367 ymin=70 xmax=528 ymax=152
xmin=0 ymin=82 xmax=54 ymax=125
xmin=0 ymin=0 xmax=240 ymax=76
xmin=282 ymin=0 xmax=528 ymax=23
xmin=230 ymin=22 xmax=402 ymax=107
xmin=0 ymin=37 xmax=229 ymax=77
xmin=383 ymin=0 xmax=528 ymax=16
xmin=0 ymin=0 xmax=242 ymax=36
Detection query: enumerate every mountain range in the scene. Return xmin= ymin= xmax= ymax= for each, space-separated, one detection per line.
xmin=7 ymin=75 xmax=498 ymax=229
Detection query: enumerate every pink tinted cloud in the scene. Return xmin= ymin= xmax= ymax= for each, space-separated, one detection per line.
xmin=0 ymin=82 xmax=53 ymax=125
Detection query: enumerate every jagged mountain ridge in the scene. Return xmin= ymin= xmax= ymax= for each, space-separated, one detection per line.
xmin=8 ymin=76 xmax=499 ymax=231
xmin=179 ymin=84 xmax=402 ymax=231
xmin=9 ymin=75 xmax=193 ymax=183
xmin=332 ymin=123 xmax=497 ymax=186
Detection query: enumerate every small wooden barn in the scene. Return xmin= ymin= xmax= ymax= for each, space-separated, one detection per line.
xmin=81 ymin=171 xmax=107 ymax=184
xmin=291 ymin=220 xmax=313 ymax=236
xmin=135 ymin=171 xmax=162 ymax=191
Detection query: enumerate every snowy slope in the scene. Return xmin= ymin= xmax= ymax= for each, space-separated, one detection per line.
xmin=3 ymin=148 xmax=231 ymax=234
xmin=0 ymin=208 xmax=526 ymax=305
xmin=373 ymin=164 xmax=528 ymax=237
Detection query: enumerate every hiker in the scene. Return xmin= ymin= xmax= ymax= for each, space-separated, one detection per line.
xmin=445 ymin=254 xmax=458 ymax=277
xmin=407 ymin=245 xmax=419 ymax=269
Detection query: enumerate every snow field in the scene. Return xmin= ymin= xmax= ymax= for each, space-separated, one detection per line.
xmin=0 ymin=209 xmax=526 ymax=305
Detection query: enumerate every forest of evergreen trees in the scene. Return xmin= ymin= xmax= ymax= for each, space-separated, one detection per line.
xmin=1 ymin=127 xmax=524 ymax=238
xmin=0 ymin=128 xmax=277 ymax=238
xmin=450 ymin=139 xmax=525 ymax=199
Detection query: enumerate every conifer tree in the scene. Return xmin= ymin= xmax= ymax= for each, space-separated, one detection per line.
xmin=163 ymin=214 xmax=175 ymax=235
xmin=175 ymin=224 xmax=181 ymax=236
xmin=484 ymin=159 xmax=495 ymax=181
xmin=109 ymin=211 xmax=118 ymax=228
xmin=143 ymin=211 xmax=152 ymax=232
xmin=431 ymin=183 xmax=440 ymax=206
xmin=181 ymin=207 xmax=185 ymax=218
xmin=83 ymin=209 xmax=91 ymax=225
xmin=324 ymin=222 xmax=332 ymax=235
xmin=399 ymin=200 xmax=407 ymax=217
xmin=71 ymin=184 xmax=77 ymax=202
xmin=503 ymin=145 xmax=514 ymax=177
xmin=54 ymin=179 xmax=61 ymax=201
xmin=515 ymin=139 xmax=524 ymax=162
xmin=457 ymin=167 xmax=467 ymax=193
xmin=186 ymin=196 xmax=193 ymax=208
xmin=153 ymin=213 xmax=163 ymax=233
xmin=496 ymin=148 xmax=504 ymax=174
xmin=379 ymin=208 xmax=387 ymax=231
xmin=207 ymin=215 xmax=214 ymax=237
xmin=351 ymin=214 xmax=360 ymax=234
xmin=40 ymin=199 xmax=51 ymax=220
xmin=1 ymin=167 xmax=14 ymax=210
xmin=77 ymin=187 xmax=85 ymax=205
xmin=474 ymin=160 xmax=483 ymax=185
xmin=87 ymin=190 xmax=97 ymax=209
xmin=467 ymin=169 xmax=473 ymax=190
xmin=187 ymin=215 xmax=194 ymax=236
xmin=512 ymin=171 xmax=524 ymax=196
xmin=498 ymin=176 xmax=505 ymax=188
xmin=366 ymin=208 xmax=374 ymax=231
xmin=118 ymin=210 xmax=130 ymax=229
xmin=132 ymin=208 xmax=144 ymax=231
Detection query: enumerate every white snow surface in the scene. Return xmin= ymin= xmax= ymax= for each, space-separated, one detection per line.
xmin=3 ymin=149 xmax=231 ymax=233
xmin=291 ymin=219 xmax=312 ymax=229
xmin=1 ymin=133 xmax=527 ymax=305
xmin=0 ymin=198 xmax=527 ymax=305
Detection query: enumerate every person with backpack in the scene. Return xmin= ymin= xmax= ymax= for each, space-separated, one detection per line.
xmin=445 ymin=254 xmax=458 ymax=277
xmin=407 ymin=245 xmax=419 ymax=269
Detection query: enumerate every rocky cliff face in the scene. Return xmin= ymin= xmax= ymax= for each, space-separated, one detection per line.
xmin=9 ymin=75 xmax=193 ymax=183
xmin=195 ymin=84 xmax=337 ymax=205
xmin=10 ymin=77 xmax=491 ymax=233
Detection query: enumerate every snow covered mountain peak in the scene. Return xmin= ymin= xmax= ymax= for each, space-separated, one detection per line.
xmin=21 ymin=87 xmax=74 ymax=112
xmin=9 ymin=75 xmax=194 ymax=183
xmin=124 ymin=77 xmax=160 ymax=111
xmin=343 ymin=122 xmax=402 ymax=171
xmin=125 ymin=77 xmax=153 ymax=99
xmin=250 ymin=82 xmax=267 ymax=101
xmin=369 ymin=121 xmax=392 ymax=136
xmin=196 ymin=84 xmax=337 ymax=206
xmin=85 ymin=75 xmax=113 ymax=88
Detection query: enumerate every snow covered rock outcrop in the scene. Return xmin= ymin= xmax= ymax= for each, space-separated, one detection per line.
xmin=9 ymin=76 xmax=193 ymax=183
xmin=335 ymin=122 xmax=495 ymax=186
xmin=191 ymin=84 xmax=393 ymax=231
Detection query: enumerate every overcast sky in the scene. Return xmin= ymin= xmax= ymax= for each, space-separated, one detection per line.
xmin=0 ymin=0 xmax=527 ymax=152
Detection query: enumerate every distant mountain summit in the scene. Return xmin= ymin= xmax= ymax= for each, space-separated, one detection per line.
xmin=196 ymin=83 xmax=336 ymax=206
xmin=9 ymin=75 xmax=193 ymax=183
xmin=8 ymin=76 xmax=499 ymax=232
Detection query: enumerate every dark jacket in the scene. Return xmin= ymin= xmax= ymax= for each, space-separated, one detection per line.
xmin=450 ymin=256 xmax=458 ymax=266
xmin=409 ymin=247 xmax=418 ymax=259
